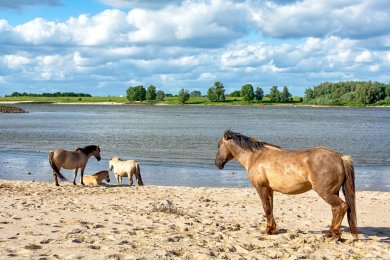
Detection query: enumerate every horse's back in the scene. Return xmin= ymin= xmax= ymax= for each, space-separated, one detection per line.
xmin=252 ymin=147 xmax=345 ymax=194
xmin=83 ymin=175 xmax=98 ymax=186
xmin=49 ymin=148 xmax=83 ymax=169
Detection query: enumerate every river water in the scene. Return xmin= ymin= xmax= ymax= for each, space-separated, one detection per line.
xmin=0 ymin=104 xmax=389 ymax=191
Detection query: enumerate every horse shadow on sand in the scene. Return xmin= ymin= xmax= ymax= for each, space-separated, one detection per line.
xmin=355 ymin=226 xmax=390 ymax=243
xmin=308 ymin=226 xmax=390 ymax=243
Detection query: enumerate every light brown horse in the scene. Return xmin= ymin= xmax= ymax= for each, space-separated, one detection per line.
xmin=215 ymin=130 xmax=358 ymax=239
xmin=83 ymin=170 xmax=110 ymax=186
xmin=48 ymin=145 xmax=101 ymax=186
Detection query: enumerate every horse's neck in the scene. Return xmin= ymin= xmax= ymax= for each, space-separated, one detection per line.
xmin=228 ymin=143 xmax=253 ymax=171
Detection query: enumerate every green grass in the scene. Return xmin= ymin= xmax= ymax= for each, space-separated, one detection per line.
xmin=0 ymin=96 xmax=127 ymax=103
xmin=4 ymin=95 xmax=386 ymax=106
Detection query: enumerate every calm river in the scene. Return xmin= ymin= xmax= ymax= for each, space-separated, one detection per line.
xmin=0 ymin=104 xmax=389 ymax=191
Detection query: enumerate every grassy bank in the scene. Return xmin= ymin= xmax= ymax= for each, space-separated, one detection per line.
xmin=1 ymin=95 xmax=388 ymax=106
xmin=0 ymin=96 xmax=303 ymax=106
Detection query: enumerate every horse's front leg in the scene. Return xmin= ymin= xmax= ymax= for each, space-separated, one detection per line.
xmin=80 ymin=168 xmax=85 ymax=186
xmin=256 ymin=186 xmax=276 ymax=234
xmin=53 ymin=171 xmax=59 ymax=186
xmin=73 ymin=168 xmax=78 ymax=185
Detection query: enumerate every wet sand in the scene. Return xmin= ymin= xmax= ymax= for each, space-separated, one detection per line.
xmin=0 ymin=180 xmax=389 ymax=259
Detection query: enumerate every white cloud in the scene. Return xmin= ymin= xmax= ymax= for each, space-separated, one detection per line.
xmin=3 ymin=54 xmax=30 ymax=68
xmin=355 ymin=50 xmax=373 ymax=63
xmin=251 ymin=0 xmax=390 ymax=39
xmin=0 ymin=0 xmax=389 ymax=96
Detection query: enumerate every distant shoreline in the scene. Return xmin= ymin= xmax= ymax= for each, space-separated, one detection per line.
xmin=0 ymin=100 xmax=389 ymax=108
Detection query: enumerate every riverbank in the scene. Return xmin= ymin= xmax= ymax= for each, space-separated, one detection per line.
xmin=0 ymin=180 xmax=388 ymax=259
xmin=0 ymin=105 xmax=27 ymax=113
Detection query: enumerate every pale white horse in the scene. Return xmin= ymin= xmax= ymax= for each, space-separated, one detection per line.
xmin=108 ymin=156 xmax=144 ymax=186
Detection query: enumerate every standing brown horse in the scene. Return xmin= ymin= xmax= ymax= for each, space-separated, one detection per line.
xmin=215 ymin=130 xmax=358 ymax=239
xmin=48 ymin=145 xmax=101 ymax=186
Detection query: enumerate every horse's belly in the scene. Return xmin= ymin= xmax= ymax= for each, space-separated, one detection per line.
xmin=270 ymin=181 xmax=312 ymax=195
xmin=115 ymin=171 xmax=128 ymax=177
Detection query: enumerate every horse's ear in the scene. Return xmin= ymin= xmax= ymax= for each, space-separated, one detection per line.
xmin=224 ymin=132 xmax=231 ymax=140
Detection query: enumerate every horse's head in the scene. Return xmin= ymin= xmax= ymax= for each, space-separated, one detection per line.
xmin=104 ymin=171 xmax=110 ymax=183
xmin=108 ymin=156 xmax=118 ymax=171
xmin=215 ymin=131 xmax=234 ymax=169
xmin=108 ymin=158 xmax=113 ymax=171
xmin=93 ymin=145 xmax=101 ymax=161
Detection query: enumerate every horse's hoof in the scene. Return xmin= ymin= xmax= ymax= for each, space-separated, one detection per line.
xmin=324 ymin=230 xmax=341 ymax=240
xmin=262 ymin=228 xmax=276 ymax=235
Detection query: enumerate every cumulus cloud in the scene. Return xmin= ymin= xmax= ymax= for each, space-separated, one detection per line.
xmin=252 ymin=0 xmax=390 ymax=39
xmin=0 ymin=0 xmax=389 ymax=96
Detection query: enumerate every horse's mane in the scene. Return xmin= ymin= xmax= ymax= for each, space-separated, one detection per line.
xmin=92 ymin=170 xmax=107 ymax=176
xmin=224 ymin=130 xmax=280 ymax=151
xmin=76 ymin=145 xmax=98 ymax=155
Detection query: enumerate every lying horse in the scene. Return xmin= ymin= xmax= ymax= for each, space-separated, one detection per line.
xmin=48 ymin=145 xmax=101 ymax=186
xmin=215 ymin=130 xmax=358 ymax=240
xmin=83 ymin=170 xmax=110 ymax=186
xmin=108 ymin=156 xmax=143 ymax=186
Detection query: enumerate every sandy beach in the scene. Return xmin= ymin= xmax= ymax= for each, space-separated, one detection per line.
xmin=0 ymin=180 xmax=389 ymax=259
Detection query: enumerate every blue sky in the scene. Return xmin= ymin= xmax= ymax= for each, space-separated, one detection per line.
xmin=0 ymin=0 xmax=389 ymax=96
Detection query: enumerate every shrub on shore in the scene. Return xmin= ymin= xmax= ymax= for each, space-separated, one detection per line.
xmin=0 ymin=105 xmax=27 ymax=113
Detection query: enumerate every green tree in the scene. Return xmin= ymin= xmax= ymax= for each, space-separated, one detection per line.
xmin=156 ymin=90 xmax=165 ymax=101
xmin=207 ymin=81 xmax=225 ymax=102
xmin=304 ymin=88 xmax=314 ymax=99
xmin=254 ymin=87 xmax=264 ymax=101
xmin=190 ymin=90 xmax=202 ymax=97
xmin=146 ymin=85 xmax=157 ymax=101
xmin=229 ymin=90 xmax=241 ymax=97
xmin=356 ymin=84 xmax=385 ymax=104
xmin=240 ymin=84 xmax=254 ymax=102
xmin=280 ymin=86 xmax=292 ymax=102
xmin=178 ymin=89 xmax=190 ymax=104
xmin=269 ymin=86 xmax=280 ymax=102
xmin=126 ymin=85 xmax=146 ymax=101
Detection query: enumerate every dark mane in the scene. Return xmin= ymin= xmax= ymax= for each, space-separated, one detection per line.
xmin=76 ymin=145 xmax=99 ymax=155
xmin=92 ymin=170 xmax=107 ymax=176
xmin=224 ymin=130 xmax=280 ymax=151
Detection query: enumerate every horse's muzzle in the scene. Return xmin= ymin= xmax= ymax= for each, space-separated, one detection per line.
xmin=215 ymin=159 xmax=225 ymax=170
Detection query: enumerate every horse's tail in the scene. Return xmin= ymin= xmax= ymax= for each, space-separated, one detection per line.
xmin=48 ymin=151 xmax=67 ymax=181
xmin=135 ymin=162 xmax=143 ymax=186
xmin=341 ymin=155 xmax=358 ymax=238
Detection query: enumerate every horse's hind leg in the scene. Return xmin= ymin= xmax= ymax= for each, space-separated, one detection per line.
xmin=80 ymin=168 xmax=85 ymax=186
xmin=129 ymin=172 xmax=134 ymax=186
xmin=73 ymin=168 xmax=78 ymax=185
xmin=316 ymin=191 xmax=348 ymax=239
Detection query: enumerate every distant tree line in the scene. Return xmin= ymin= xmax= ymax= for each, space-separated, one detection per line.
xmin=127 ymin=85 xmax=166 ymax=102
xmin=126 ymin=82 xmax=294 ymax=104
xmin=304 ymin=81 xmax=390 ymax=105
xmin=7 ymin=92 xmax=92 ymax=97
xmin=126 ymin=80 xmax=389 ymax=105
